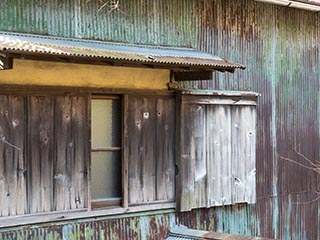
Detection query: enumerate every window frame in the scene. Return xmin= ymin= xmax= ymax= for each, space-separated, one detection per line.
xmin=89 ymin=94 xmax=127 ymax=209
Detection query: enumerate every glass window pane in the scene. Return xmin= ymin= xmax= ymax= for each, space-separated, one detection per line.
xmin=91 ymin=99 xmax=121 ymax=148
xmin=91 ymin=152 xmax=121 ymax=200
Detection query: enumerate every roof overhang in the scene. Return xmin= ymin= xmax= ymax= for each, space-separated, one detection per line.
xmin=255 ymin=0 xmax=320 ymax=11
xmin=0 ymin=31 xmax=245 ymax=74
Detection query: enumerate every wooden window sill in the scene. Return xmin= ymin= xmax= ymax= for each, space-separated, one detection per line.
xmin=91 ymin=198 xmax=122 ymax=209
xmin=0 ymin=202 xmax=176 ymax=229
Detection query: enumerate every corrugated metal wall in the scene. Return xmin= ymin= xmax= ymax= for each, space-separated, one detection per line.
xmin=0 ymin=0 xmax=319 ymax=239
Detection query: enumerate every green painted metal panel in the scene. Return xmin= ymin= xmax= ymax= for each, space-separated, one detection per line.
xmin=0 ymin=0 xmax=319 ymax=239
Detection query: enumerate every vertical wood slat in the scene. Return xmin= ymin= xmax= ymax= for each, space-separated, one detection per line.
xmin=87 ymin=94 xmax=92 ymax=211
xmin=231 ymin=107 xmax=245 ymax=203
xmin=0 ymin=96 xmax=26 ymax=217
xmin=178 ymin=103 xmax=194 ymax=211
xmin=0 ymin=95 xmax=10 ymax=217
xmin=193 ymin=105 xmax=207 ymax=208
xmin=127 ymin=96 xmax=156 ymax=204
xmin=246 ymin=106 xmax=256 ymax=204
xmin=28 ymin=96 xmax=54 ymax=214
xmin=156 ymin=97 xmax=175 ymax=201
xmin=178 ymin=103 xmax=207 ymax=211
xmin=122 ymin=95 xmax=128 ymax=209
xmin=127 ymin=95 xmax=176 ymax=205
xmin=141 ymin=97 xmax=157 ymax=203
xmin=54 ymin=96 xmax=89 ymax=211
xmin=70 ymin=96 xmax=88 ymax=209
xmin=54 ymin=96 xmax=72 ymax=211
xmin=127 ymin=96 xmax=143 ymax=204
xmin=12 ymin=96 xmax=27 ymax=215
xmin=207 ymin=105 xmax=232 ymax=207
xmin=232 ymin=106 xmax=256 ymax=204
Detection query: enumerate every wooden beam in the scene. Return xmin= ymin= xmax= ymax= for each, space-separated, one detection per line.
xmin=182 ymin=95 xmax=257 ymax=106
xmin=174 ymin=71 xmax=213 ymax=81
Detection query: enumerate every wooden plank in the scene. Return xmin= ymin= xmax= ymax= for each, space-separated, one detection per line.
xmin=28 ymin=96 xmax=54 ymax=213
xmin=243 ymin=106 xmax=256 ymax=204
xmin=231 ymin=106 xmax=244 ymax=203
xmin=231 ymin=106 xmax=256 ymax=204
xmin=179 ymin=104 xmax=207 ymax=211
xmin=10 ymin=96 xmax=27 ymax=216
xmin=193 ymin=105 xmax=207 ymax=208
xmin=127 ymin=96 xmax=156 ymax=204
xmin=54 ymin=96 xmax=72 ymax=211
xmin=0 ymin=85 xmax=174 ymax=97
xmin=241 ymin=107 xmax=256 ymax=203
xmin=174 ymin=71 xmax=213 ymax=81
xmin=70 ymin=96 xmax=88 ymax=209
xmin=0 ymin=95 xmax=11 ymax=217
xmin=177 ymin=103 xmax=193 ymax=211
xmin=207 ymin=105 xmax=232 ymax=207
xmin=87 ymin=94 xmax=92 ymax=211
xmin=122 ymin=95 xmax=129 ymax=208
xmin=175 ymin=93 xmax=182 ymax=211
xmin=127 ymin=96 xmax=143 ymax=204
xmin=140 ymin=97 xmax=157 ymax=203
xmin=155 ymin=97 xmax=175 ymax=201
xmin=0 ymin=96 xmax=27 ymax=217
xmin=91 ymin=147 xmax=121 ymax=152
xmin=182 ymin=95 xmax=257 ymax=106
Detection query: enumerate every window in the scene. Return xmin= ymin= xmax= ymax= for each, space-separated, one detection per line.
xmin=91 ymin=96 xmax=122 ymax=208
xmin=0 ymin=93 xmax=176 ymax=225
xmin=90 ymin=94 xmax=176 ymax=209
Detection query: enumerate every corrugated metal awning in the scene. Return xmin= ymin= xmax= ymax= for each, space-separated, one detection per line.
xmin=0 ymin=31 xmax=245 ymax=72
xmin=255 ymin=0 xmax=320 ymax=11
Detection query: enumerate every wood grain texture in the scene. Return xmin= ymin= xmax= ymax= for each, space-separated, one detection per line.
xmin=207 ymin=105 xmax=232 ymax=207
xmin=178 ymin=94 xmax=257 ymax=211
xmin=54 ymin=96 xmax=89 ymax=211
xmin=127 ymin=95 xmax=176 ymax=205
xmin=54 ymin=96 xmax=72 ymax=211
xmin=28 ymin=96 xmax=54 ymax=214
xmin=127 ymin=96 xmax=152 ymax=204
xmin=156 ymin=97 xmax=175 ymax=201
xmin=0 ymin=94 xmax=89 ymax=216
xmin=177 ymin=105 xmax=201 ymax=211
xmin=11 ymin=96 xmax=27 ymax=216
xmin=0 ymin=96 xmax=26 ymax=217
xmin=122 ymin=95 xmax=128 ymax=208
xmin=231 ymin=106 xmax=256 ymax=204
xmin=181 ymin=95 xmax=257 ymax=106
xmin=70 ymin=96 xmax=88 ymax=209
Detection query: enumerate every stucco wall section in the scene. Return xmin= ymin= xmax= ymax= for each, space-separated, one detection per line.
xmin=0 ymin=59 xmax=170 ymax=90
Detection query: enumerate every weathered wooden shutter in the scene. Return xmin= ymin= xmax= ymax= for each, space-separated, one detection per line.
xmin=0 ymin=95 xmax=89 ymax=217
xmin=177 ymin=92 xmax=257 ymax=212
xmin=126 ymin=95 xmax=175 ymax=205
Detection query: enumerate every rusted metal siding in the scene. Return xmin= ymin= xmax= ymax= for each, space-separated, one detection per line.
xmin=0 ymin=208 xmax=259 ymax=240
xmin=0 ymin=0 xmax=319 ymax=239
xmin=0 ymin=0 xmax=199 ymax=47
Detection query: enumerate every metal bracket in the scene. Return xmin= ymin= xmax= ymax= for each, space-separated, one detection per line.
xmin=0 ymin=56 xmax=13 ymax=70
